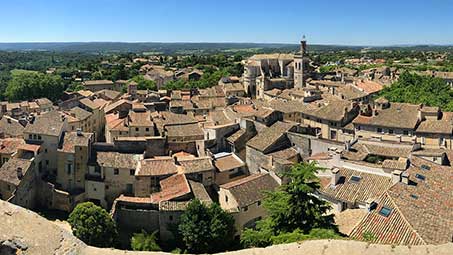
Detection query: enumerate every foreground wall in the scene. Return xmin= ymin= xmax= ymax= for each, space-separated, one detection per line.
xmin=1 ymin=200 xmax=452 ymax=255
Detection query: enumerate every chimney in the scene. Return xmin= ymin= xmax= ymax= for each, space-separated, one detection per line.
xmin=365 ymin=198 xmax=377 ymax=212
xmin=401 ymin=171 xmax=409 ymax=185
xmin=391 ymin=170 xmax=403 ymax=184
xmin=17 ymin=167 xmax=23 ymax=180
xmin=331 ymin=168 xmax=340 ymax=187
xmin=76 ymin=128 xmax=83 ymax=136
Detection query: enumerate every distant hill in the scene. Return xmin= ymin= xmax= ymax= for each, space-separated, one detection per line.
xmin=0 ymin=42 xmax=362 ymax=54
xmin=0 ymin=42 xmax=451 ymax=54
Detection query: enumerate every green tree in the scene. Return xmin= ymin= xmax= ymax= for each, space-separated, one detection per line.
xmin=131 ymin=75 xmax=157 ymax=90
xmin=175 ymin=199 xmax=235 ymax=253
xmin=379 ymin=71 xmax=453 ymax=110
xmin=68 ymin=202 xmax=118 ymax=248
xmin=241 ymin=162 xmax=338 ymax=248
xmin=5 ymin=72 xmax=65 ymax=101
xmin=130 ymin=231 xmax=161 ymax=251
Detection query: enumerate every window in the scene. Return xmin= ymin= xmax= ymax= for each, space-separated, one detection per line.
xmin=403 ymin=130 xmax=408 ymax=136
xmin=28 ymin=134 xmax=32 ymax=139
xmin=225 ymin=195 xmax=228 ymax=203
xmin=38 ymin=135 xmax=42 ymax=140
xmin=67 ymin=163 xmax=73 ymax=175
xmin=105 ymin=185 xmax=109 ymax=190
xmin=169 ymin=215 xmax=173 ymax=221
xmin=45 ymin=160 xmax=49 ymax=165
xmin=114 ymin=168 xmax=119 ymax=175
xmin=379 ymin=206 xmax=392 ymax=217
xmin=145 ymin=128 xmax=150 ymax=132
xmin=45 ymin=149 xmax=48 ymax=153
xmin=330 ymin=130 xmax=337 ymax=140
xmin=257 ymin=201 xmax=261 ymax=206
xmin=135 ymin=127 xmax=139 ymax=132
xmin=243 ymin=206 xmax=248 ymax=212
xmin=377 ymin=128 xmax=382 ymax=133
xmin=130 ymin=169 xmax=135 ymax=176
xmin=410 ymin=194 xmax=419 ymax=199
xmin=126 ymin=184 xmax=133 ymax=194
xmin=415 ymin=173 xmax=425 ymax=181
xmin=350 ymin=175 xmax=361 ymax=183
xmin=388 ymin=129 xmax=394 ymax=134
xmin=420 ymin=165 xmax=431 ymax=171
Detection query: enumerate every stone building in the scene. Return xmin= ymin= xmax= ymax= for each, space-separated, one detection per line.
xmin=219 ymin=173 xmax=278 ymax=234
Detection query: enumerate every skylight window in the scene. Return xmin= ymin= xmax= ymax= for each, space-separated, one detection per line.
xmin=350 ymin=175 xmax=361 ymax=183
xmin=415 ymin=174 xmax=426 ymax=181
xmin=379 ymin=206 xmax=392 ymax=217
xmin=410 ymin=194 xmax=419 ymax=199
xmin=420 ymin=165 xmax=431 ymax=171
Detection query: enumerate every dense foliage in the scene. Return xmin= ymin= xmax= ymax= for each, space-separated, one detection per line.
xmin=240 ymin=162 xmax=339 ymax=248
xmin=68 ymin=202 xmax=118 ymax=248
xmin=174 ymin=199 xmax=235 ymax=254
xmin=6 ymin=71 xmax=65 ymax=101
xmin=379 ymin=72 xmax=453 ymax=111
xmin=130 ymin=231 xmax=161 ymax=251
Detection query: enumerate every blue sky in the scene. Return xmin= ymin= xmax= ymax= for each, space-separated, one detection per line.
xmin=0 ymin=0 xmax=452 ymax=45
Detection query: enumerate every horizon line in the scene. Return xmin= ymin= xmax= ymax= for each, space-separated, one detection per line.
xmin=0 ymin=41 xmax=451 ymax=48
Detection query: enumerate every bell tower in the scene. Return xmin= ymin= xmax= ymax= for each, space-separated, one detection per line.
xmin=294 ymin=35 xmax=308 ymax=88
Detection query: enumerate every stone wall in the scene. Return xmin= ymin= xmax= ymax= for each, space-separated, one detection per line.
xmin=1 ymin=200 xmax=453 ymax=255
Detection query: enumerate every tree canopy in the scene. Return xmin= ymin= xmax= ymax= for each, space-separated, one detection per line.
xmin=5 ymin=71 xmax=65 ymax=101
xmin=379 ymin=71 xmax=453 ymax=111
xmin=68 ymin=202 xmax=118 ymax=248
xmin=130 ymin=231 xmax=161 ymax=251
xmin=241 ymin=162 xmax=339 ymax=248
xmin=174 ymin=199 xmax=235 ymax=254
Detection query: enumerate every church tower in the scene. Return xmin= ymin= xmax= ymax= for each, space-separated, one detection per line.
xmin=294 ymin=36 xmax=308 ymax=88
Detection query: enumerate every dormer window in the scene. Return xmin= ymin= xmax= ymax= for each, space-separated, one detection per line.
xmin=350 ymin=175 xmax=361 ymax=183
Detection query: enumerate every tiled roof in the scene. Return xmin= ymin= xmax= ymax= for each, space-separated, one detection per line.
xmin=128 ymin=110 xmax=153 ymax=127
xmin=104 ymin=99 xmax=132 ymax=114
xmin=354 ymin=80 xmax=383 ymax=94
xmin=24 ymin=111 xmax=65 ymax=137
xmin=247 ymin=121 xmax=295 ymax=152
xmin=188 ymin=180 xmax=212 ymax=204
xmin=150 ymin=174 xmax=191 ymax=203
xmin=159 ymin=201 xmax=190 ymax=211
xmin=59 ymin=132 xmax=93 ymax=153
xmin=97 ymin=151 xmax=141 ymax=169
xmin=353 ymin=103 xmax=420 ymax=129
xmin=165 ymin=123 xmax=204 ymax=138
xmin=177 ymin=156 xmax=213 ymax=174
xmin=382 ymin=158 xmax=408 ymax=170
xmin=160 ymin=112 xmax=197 ymax=126
xmin=69 ymin=107 xmax=92 ymax=121
xmin=220 ymin=174 xmax=278 ymax=208
xmin=105 ymin=113 xmax=128 ymax=131
xmin=226 ymin=129 xmax=246 ymax=143
xmin=137 ymin=157 xmax=179 ymax=176
xmin=416 ymin=119 xmax=453 ymax=134
xmin=320 ymin=168 xmax=393 ymax=205
xmin=0 ymin=158 xmax=33 ymax=186
xmin=82 ymin=80 xmax=114 ymax=86
xmin=268 ymin=147 xmax=299 ymax=160
xmin=95 ymin=89 xmax=121 ymax=100
xmin=350 ymin=157 xmax=453 ymax=245
xmin=214 ymin=153 xmax=245 ymax=172
xmin=79 ymin=98 xmax=99 ymax=110
xmin=0 ymin=138 xmax=25 ymax=155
